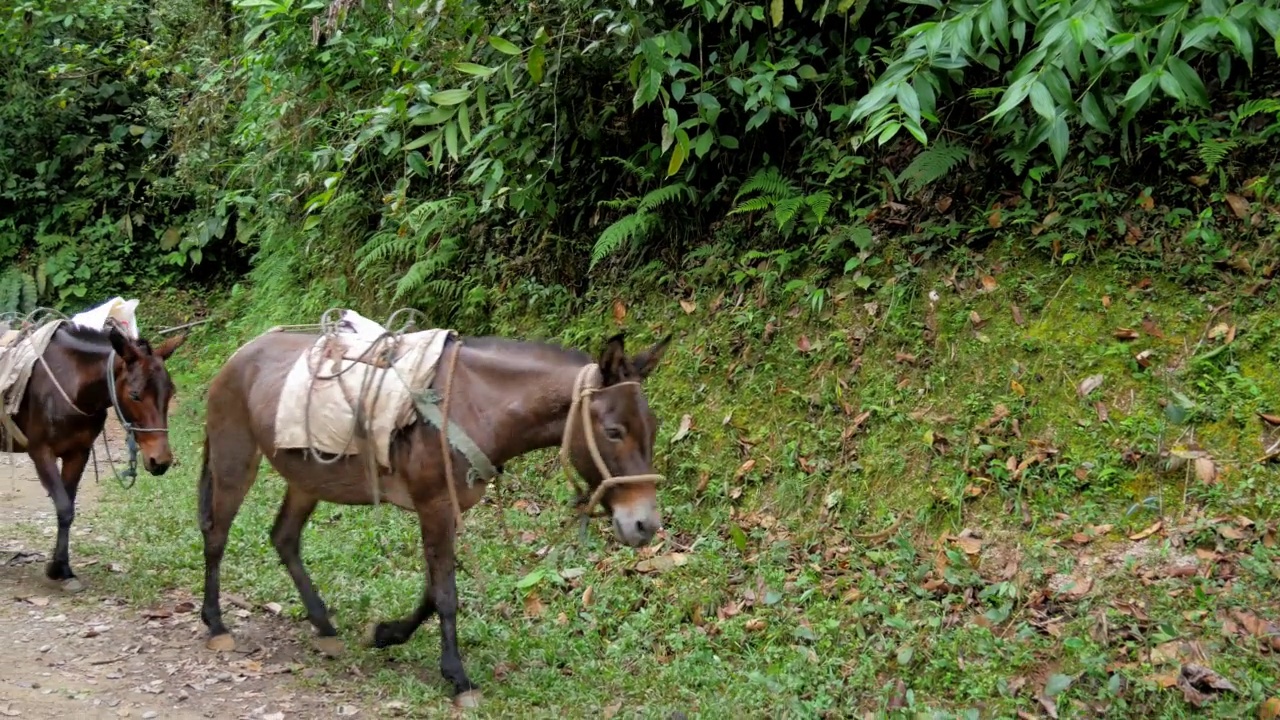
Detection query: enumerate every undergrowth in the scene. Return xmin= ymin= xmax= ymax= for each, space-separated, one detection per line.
xmin=55 ymin=241 xmax=1280 ymax=718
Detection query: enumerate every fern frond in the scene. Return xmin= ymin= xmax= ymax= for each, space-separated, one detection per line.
xmin=1197 ymin=138 xmax=1238 ymax=171
xmin=637 ymin=182 xmax=692 ymax=212
xmin=734 ymin=166 xmax=795 ymax=202
xmin=1233 ymin=99 xmax=1280 ymax=126
xmin=996 ymin=146 xmax=1031 ymax=175
xmin=896 ymin=142 xmax=970 ymax=195
xmin=806 ymin=191 xmax=833 ymax=224
xmin=603 ymin=156 xmax=656 ymax=183
xmin=728 ymin=197 xmax=774 ymax=215
xmin=590 ymin=211 xmax=655 ymax=268
xmin=773 ymin=196 xmax=804 ymax=229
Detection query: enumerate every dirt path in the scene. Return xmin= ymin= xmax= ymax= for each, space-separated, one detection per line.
xmin=0 ymin=418 xmax=364 ymax=720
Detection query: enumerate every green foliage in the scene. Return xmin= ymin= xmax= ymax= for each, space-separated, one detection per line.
xmin=730 ymin=167 xmax=833 ymax=237
xmin=0 ymin=269 xmax=39 ymax=315
xmin=591 ymin=180 xmax=694 ymax=268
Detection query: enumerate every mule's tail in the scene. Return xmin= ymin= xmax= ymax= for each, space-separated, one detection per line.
xmin=198 ymin=434 xmax=214 ymax=532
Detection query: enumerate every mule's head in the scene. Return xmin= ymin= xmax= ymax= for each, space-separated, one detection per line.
xmin=569 ymin=332 xmax=671 ymax=548
xmin=108 ymin=328 xmax=187 ymax=476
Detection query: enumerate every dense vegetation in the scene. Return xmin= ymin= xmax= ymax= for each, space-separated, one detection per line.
xmin=4 ymin=0 xmax=1280 ymax=716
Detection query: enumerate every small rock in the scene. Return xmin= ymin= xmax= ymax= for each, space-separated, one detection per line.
xmin=37 ymin=645 xmax=50 ymax=653
xmin=116 ymin=710 xmax=130 ymax=718
xmin=142 ymin=712 xmax=157 ymax=719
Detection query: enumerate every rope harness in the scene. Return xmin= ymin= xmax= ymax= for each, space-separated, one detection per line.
xmin=1 ymin=309 xmax=158 ymax=489
xmin=271 ymin=308 xmax=664 ymax=539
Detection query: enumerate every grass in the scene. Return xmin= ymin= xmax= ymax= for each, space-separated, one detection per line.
xmin=61 ymin=242 xmax=1280 ymax=718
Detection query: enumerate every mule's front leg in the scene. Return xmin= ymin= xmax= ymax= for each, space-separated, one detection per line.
xmin=32 ymin=448 xmax=83 ymax=591
xmin=425 ymin=521 xmax=479 ymax=705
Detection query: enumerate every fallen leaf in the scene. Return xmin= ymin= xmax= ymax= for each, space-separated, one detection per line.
xmin=1129 ymin=521 xmax=1162 ymax=541
xmin=523 ymin=593 xmax=545 ymax=617
xmin=1011 ymin=305 xmax=1025 ymax=326
xmin=174 ymin=601 xmax=196 ymax=614
xmin=981 ymin=276 xmax=998 ymax=292
xmin=1260 ymin=413 xmax=1280 ymax=426
xmin=582 ymin=586 xmax=594 ymax=607
xmin=679 ymin=299 xmax=696 ymax=314
xmin=895 ymin=352 xmax=916 ymax=364
xmin=634 ymin=553 xmax=688 ymax=573
xmin=734 ymin=459 xmax=755 ymax=479
xmin=1011 ymin=379 xmax=1026 ymax=397
xmin=1077 ymin=374 xmax=1105 ymax=398
xmin=1141 ymin=315 xmax=1164 ymax=338
xmin=1138 ymin=192 xmax=1155 ymax=211
xmin=1225 ymin=194 xmax=1250 ymax=220
xmin=953 ymin=536 xmax=982 ymax=555
xmin=1218 ymin=525 xmax=1245 ymax=541
xmin=988 ymin=207 xmax=1002 ymax=228
xmin=1095 ymin=402 xmax=1108 ymax=422
xmin=744 ymin=618 xmax=767 ymax=632
xmin=0 ymin=703 xmax=18 ymax=717
xmin=602 ymin=702 xmax=623 ymax=720
xmin=1060 ymin=576 xmax=1093 ymax=600
xmin=1195 ymin=456 xmax=1217 ymax=483
xmin=969 ymin=310 xmax=985 ymax=328
xmin=1102 ymin=294 xmax=1112 ymax=308
xmin=796 ymin=335 xmax=812 ymax=353
xmin=21 ymin=596 xmax=50 ymax=607
xmin=1113 ymin=328 xmax=1139 ymax=340
xmin=1135 ymin=349 xmax=1154 ymax=368
xmin=141 ymin=607 xmax=172 ymax=619
xmin=1180 ymin=663 xmax=1237 ymax=700
xmin=612 ymin=300 xmax=626 ymax=324
xmin=337 ymin=705 xmax=360 ymax=717
xmin=671 ymin=414 xmax=693 ymax=443
xmin=1259 ymin=697 xmax=1280 ymax=720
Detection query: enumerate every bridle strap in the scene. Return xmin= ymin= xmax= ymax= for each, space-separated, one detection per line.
xmin=559 ymin=363 xmax=664 ymax=518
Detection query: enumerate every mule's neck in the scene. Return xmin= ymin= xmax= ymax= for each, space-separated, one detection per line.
xmin=53 ymin=326 xmax=119 ymax=416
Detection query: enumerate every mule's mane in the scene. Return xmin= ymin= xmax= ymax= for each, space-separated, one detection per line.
xmin=460 ymin=335 xmax=592 ymax=365
xmin=57 ymin=322 xmax=154 ymax=355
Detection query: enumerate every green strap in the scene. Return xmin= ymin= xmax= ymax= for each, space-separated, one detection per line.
xmin=411 ymin=388 xmax=498 ymax=487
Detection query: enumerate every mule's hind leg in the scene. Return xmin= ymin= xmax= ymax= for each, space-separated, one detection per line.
xmin=270 ymin=487 xmax=342 ymax=656
xmin=32 ymin=447 xmax=86 ymax=592
xmin=199 ymin=435 xmax=261 ymax=652
xmin=369 ymin=581 xmax=436 ymax=648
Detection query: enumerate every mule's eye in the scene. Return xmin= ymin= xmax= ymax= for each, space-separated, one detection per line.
xmin=129 ymin=391 xmax=141 ymax=402
xmin=605 ymin=426 xmax=624 ymax=442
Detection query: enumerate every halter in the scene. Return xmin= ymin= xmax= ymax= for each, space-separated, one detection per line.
xmin=559 ymin=363 xmax=665 ymax=519
xmin=105 ymin=349 xmax=169 ymax=487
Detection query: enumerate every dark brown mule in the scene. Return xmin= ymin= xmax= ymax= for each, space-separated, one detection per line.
xmin=198 ymin=330 xmax=670 ymax=705
xmin=3 ymin=322 xmax=186 ymax=591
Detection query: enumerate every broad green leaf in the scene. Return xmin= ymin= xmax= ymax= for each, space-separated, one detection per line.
xmin=982 ymin=73 xmax=1036 ymax=121
xmin=411 ymin=106 xmax=456 ymax=126
xmin=797 ymin=64 xmax=818 ymax=80
xmin=719 ymin=135 xmax=740 ymax=149
xmin=1041 ymin=65 xmax=1073 ymax=107
xmin=527 ymin=45 xmax=545 ymax=83
xmin=244 ymin=21 xmax=277 ymax=45
xmin=488 ymin=35 xmax=521 ymax=56
xmin=444 ymin=121 xmax=459 ymax=161
xmin=1165 ymin=57 xmax=1208 ymax=107
xmin=431 ymin=89 xmax=471 ymax=106
xmin=1029 ymin=81 xmax=1056 ymax=120
xmin=1080 ymin=91 xmax=1108 ymax=131
xmin=693 ymin=131 xmax=714 ymax=158
xmin=458 ymin=102 xmax=472 ymax=144
xmin=1157 ymin=69 xmax=1184 ymax=102
xmin=896 ymin=83 xmax=921 ymax=125
xmin=403 ymin=134 xmax=432 ymax=151
xmin=1122 ymin=72 xmax=1158 ymax=105
xmin=912 ymin=74 xmax=936 ymax=118
xmin=407 ymin=151 xmax=430 ymax=176
xmin=1219 ymin=18 xmax=1253 ymax=69
xmin=770 ymin=0 xmax=784 ymax=26
xmin=667 ymin=141 xmax=688 ymax=176
xmin=672 ymin=80 xmax=687 ymax=101
xmin=1045 ymin=673 xmax=1075 ymax=697
xmin=1178 ymin=19 xmax=1219 ymax=52
xmin=875 ymin=121 xmax=902 ymax=145
xmin=903 ymin=118 xmax=928 ymax=144
xmin=454 ymin=62 xmax=496 ymax=77
xmin=1047 ymin=115 xmax=1069 ymax=166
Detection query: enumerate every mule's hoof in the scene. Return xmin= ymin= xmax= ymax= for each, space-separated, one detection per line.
xmin=453 ymin=690 xmax=483 ymax=709
xmin=314 ymin=636 xmax=345 ymax=658
xmin=206 ymin=634 xmax=236 ymax=652
xmin=61 ymin=577 xmax=85 ymax=594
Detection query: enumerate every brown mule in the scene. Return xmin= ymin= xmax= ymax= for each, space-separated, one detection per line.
xmin=2 ymin=320 xmax=186 ymax=591
xmin=197 ymin=329 xmax=670 ymax=704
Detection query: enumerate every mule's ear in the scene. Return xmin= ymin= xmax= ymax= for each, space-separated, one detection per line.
xmin=598 ymin=332 xmax=634 ymax=386
xmin=631 ymin=334 xmax=671 ymax=381
xmin=153 ymin=332 xmax=188 ymax=360
xmin=108 ymin=326 xmax=140 ymax=363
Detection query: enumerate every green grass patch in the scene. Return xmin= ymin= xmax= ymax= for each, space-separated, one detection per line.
xmin=77 ymin=247 xmax=1280 ymax=718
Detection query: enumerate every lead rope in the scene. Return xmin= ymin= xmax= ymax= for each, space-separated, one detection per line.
xmin=558 ymin=364 xmax=665 ymax=528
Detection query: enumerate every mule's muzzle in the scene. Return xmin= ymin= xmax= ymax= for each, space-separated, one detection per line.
xmin=143 ymin=455 xmax=171 ymax=476
xmin=611 ymin=500 xmax=661 ymax=547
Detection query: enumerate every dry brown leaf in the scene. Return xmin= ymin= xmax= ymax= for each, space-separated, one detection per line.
xmin=612 ymin=299 xmax=626 ymax=325
xmin=671 ymin=414 xmax=693 ymax=443
xmin=1259 ymin=697 xmax=1280 ymax=720
xmin=634 ymin=553 xmax=688 ymax=573
xmin=1138 ymin=192 xmax=1155 ymax=211
xmin=744 ymin=618 xmax=767 ymax=632
xmin=1225 ymin=194 xmax=1250 ymax=219
xmin=1259 ymin=413 xmax=1280 ymax=426
xmin=1011 ymin=304 xmax=1026 ymax=326
xmin=1060 ymin=575 xmax=1094 ymax=600
xmin=1077 ymin=374 xmax=1105 ymax=398
xmin=1129 ymin=521 xmax=1163 ymax=541
xmin=953 ymin=536 xmax=982 ymax=555
xmin=734 ymin=459 xmax=756 ymax=479
xmin=1195 ymin=456 xmax=1217 ymax=483
xmin=582 ymin=585 xmax=594 ymax=607
xmin=679 ymin=299 xmax=696 ymax=314
xmin=1189 ymin=175 xmax=1209 ymax=187
xmin=1135 ymin=349 xmax=1154 ymax=369
xmin=935 ymin=196 xmax=953 ymax=212
xmin=895 ymin=352 xmax=917 ymax=364
xmin=970 ymin=310 xmax=985 ymax=328
xmin=1113 ymin=328 xmax=1139 ymax=340
xmin=1218 ymin=525 xmax=1245 ymax=541
xmin=1102 ymin=294 xmax=1112 ymax=308
xmin=602 ymin=702 xmax=623 ymax=720
xmin=523 ymin=593 xmax=545 ymax=617
xmin=981 ymin=275 xmax=998 ymax=292
xmin=1095 ymin=402 xmax=1109 ymax=422
xmin=1141 ymin=315 xmax=1164 ymax=338
xmin=1011 ymin=379 xmax=1026 ymax=397
xmin=988 ymin=207 xmax=1002 ymax=228
xmin=796 ymin=335 xmax=812 ymax=353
